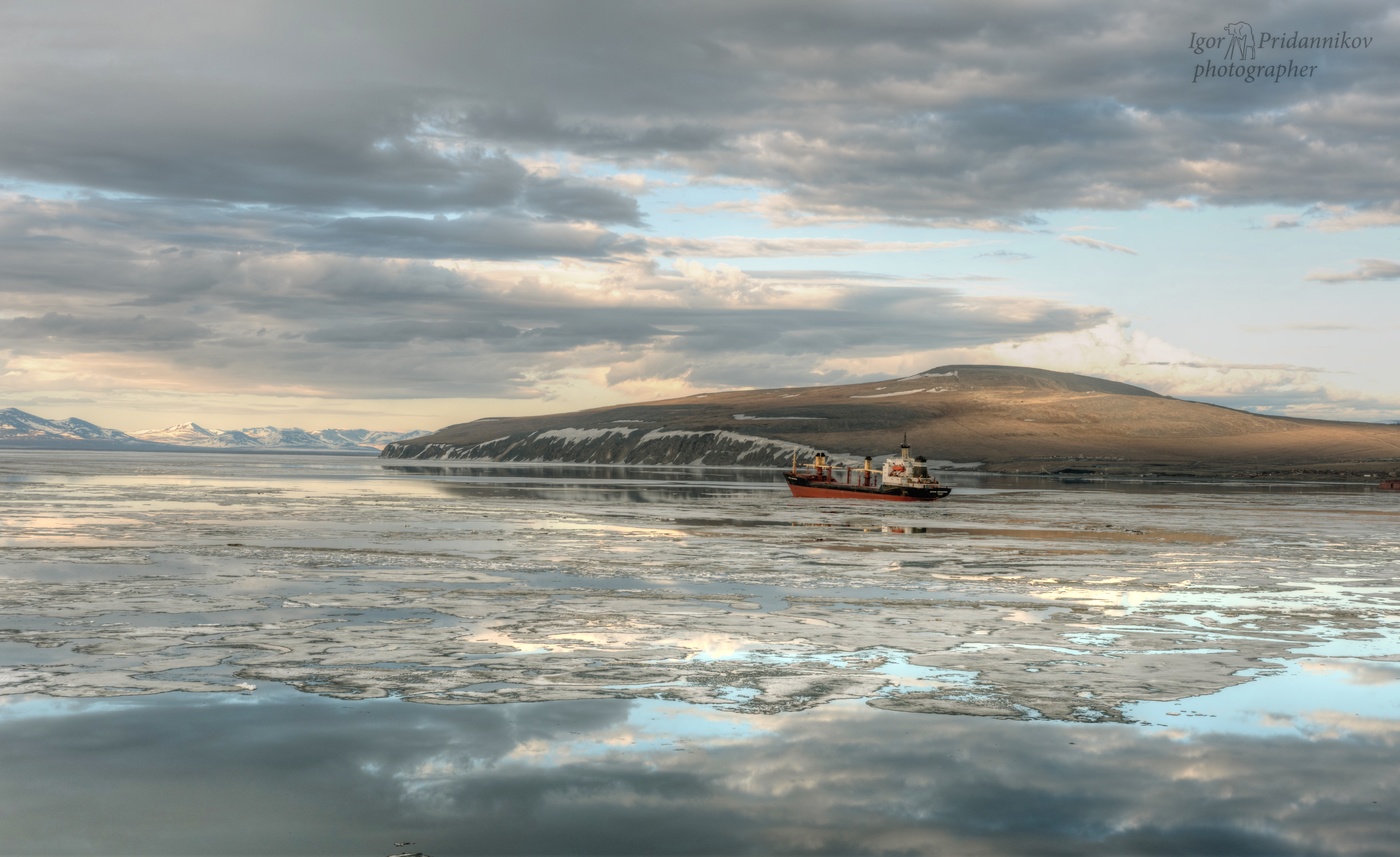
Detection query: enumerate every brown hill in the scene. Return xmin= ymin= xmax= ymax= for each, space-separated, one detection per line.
xmin=383 ymin=365 xmax=1400 ymax=479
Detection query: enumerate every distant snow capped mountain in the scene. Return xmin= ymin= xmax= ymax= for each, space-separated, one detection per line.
xmin=0 ymin=407 xmax=143 ymax=444
xmin=130 ymin=423 xmax=429 ymax=451
xmin=130 ymin=423 xmax=263 ymax=447
xmin=2 ymin=408 xmax=428 ymax=452
xmin=312 ymin=428 xmax=420 ymax=449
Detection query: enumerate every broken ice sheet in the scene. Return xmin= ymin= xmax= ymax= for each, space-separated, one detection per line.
xmin=1 ymin=452 xmax=1399 ymax=720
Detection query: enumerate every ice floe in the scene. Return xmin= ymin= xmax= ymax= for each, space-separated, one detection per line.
xmin=1 ymin=451 xmax=1398 ymax=723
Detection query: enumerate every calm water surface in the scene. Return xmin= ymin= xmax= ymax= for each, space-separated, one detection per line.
xmin=2 ymin=450 xmax=1399 ymax=856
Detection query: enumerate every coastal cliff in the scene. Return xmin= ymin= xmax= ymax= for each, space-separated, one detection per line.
xmin=382 ymin=365 xmax=1400 ymax=479
xmin=382 ymin=428 xmax=813 ymax=466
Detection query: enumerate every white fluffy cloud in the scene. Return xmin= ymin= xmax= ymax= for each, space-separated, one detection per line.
xmin=1306 ymin=259 xmax=1400 ymax=283
xmin=821 ymin=319 xmax=1400 ymax=420
xmin=1058 ymin=235 xmax=1138 ymax=255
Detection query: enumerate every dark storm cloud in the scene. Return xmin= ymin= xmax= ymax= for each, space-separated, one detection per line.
xmin=606 ymin=289 xmax=1101 ymax=358
xmin=339 ymin=0 xmax=1399 ymax=225
xmin=0 ymin=8 xmax=640 ymax=225
xmin=0 ymin=195 xmax=637 ymax=281
xmin=523 ymin=177 xmax=642 ymax=225
xmin=286 ymin=213 xmax=641 ymax=260
xmin=0 ymin=200 xmax=1105 ymax=398
xmin=280 ymin=276 xmax=1099 ymax=396
xmin=303 ymin=319 xmax=524 ymax=345
xmin=457 ymin=105 xmax=725 ymax=156
xmin=2 ymin=1 xmax=1395 ymax=404
xmin=4 ymin=0 xmax=1398 ymax=230
xmin=0 ymin=312 xmax=213 ymax=351
xmin=0 ymin=90 xmax=526 ymax=213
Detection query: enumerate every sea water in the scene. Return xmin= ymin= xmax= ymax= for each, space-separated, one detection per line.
xmin=1 ymin=450 xmax=1398 ymax=855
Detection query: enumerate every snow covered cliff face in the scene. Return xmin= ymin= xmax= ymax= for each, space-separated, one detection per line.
xmin=382 ymin=427 xmax=815 ymax=466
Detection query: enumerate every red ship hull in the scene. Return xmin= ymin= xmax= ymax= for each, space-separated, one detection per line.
xmin=784 ymin=474 xmax=950 ymax=502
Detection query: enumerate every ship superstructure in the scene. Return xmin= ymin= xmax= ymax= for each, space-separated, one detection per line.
xmin=783 ymin=437 xmax=951 ymax=501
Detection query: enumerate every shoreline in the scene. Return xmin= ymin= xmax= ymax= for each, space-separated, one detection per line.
xmin=5 ymin=445 xmax=1396 ymax=486
xmin=983 ymin=460 xmax=1400 ymax=484
xmin=382 ymin=453 xmax=1400 ymax=486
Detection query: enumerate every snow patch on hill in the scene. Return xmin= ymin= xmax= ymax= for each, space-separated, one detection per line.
xmin=382 ymin=427 xmax=819 ymax=466
xmin=849 ymin=388 xmax=931 ymax=399
xmin=536 ymin=427 xmax=641 ymax=444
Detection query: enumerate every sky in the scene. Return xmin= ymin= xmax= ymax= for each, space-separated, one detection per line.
xmin=1 ymin=0 xmax=1398 ymax=432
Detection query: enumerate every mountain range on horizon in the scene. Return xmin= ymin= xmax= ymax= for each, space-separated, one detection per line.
xmin=0 ymin=408 xmax=428 ymax=453
xmin=11 ymin=363 xmax=1400 ymax=473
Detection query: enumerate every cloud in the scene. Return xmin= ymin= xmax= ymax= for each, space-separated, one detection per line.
xmin=1269 ymin=323 xmax=1359 ymax=332
xmin=738 ymin=269 xmax=1004 ymax=284
xmin=1305 ymin=258 xmax=1400 ymax=283
xmin=0 ymin=313 xmax=213 ymax=352
xmin=4 ymin=2 xmax=1400 ymax=230
xmin=0 ymin=207 xmax=1107 ymax=400
xmin=0 ymin=192 xmax=640 ymax=269
xmin=1305 ymin=204 xmax=1400 ymax=232
xmin=455 ymin=105 xmax=725 ymax=156
xmin=828 ymin=318 xmax=1400 ymax=420
xmin=284 ymin=214 xmax=641 ymax=260
xmin=522 ymin=176 xmax=643 ymax=225
xmin=1058 ymin=235 xmax=1139 ymax=255
xmin=739 ymin=269 xmax=907 ymax=282
xmin=647 ymin=236 xmax=969 ymax=258
xmin=0 ymin=2 xmax=1396 ymax=422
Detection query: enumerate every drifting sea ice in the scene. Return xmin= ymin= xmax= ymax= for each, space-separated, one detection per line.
xmin=1 ymin=450 xmax=1399 ymax=723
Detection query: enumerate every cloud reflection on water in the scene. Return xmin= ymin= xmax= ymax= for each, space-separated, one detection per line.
xmin=2 ymin=685 xmax=1398 ymax=856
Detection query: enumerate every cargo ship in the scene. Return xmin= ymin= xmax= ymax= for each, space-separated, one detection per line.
xmin=784 ymin=437 xmax=951 ymax=501
xmin=1380 ymin=479 xmax=1400 ymax=491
